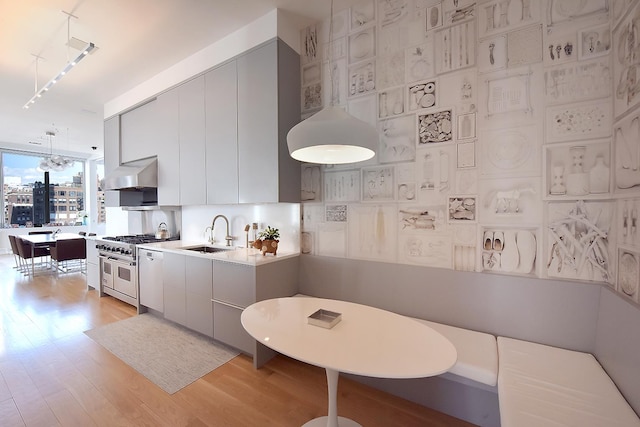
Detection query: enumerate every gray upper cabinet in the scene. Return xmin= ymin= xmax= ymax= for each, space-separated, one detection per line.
xmin=179 ymin=76 xmax=207 ymax=205
xmin=205 ymin=60 xmax=238 ymax=204
xmin=237 ymin=39 xmax=301 ymax=204
xmin=155 ymin=89 xmax=181 ymax=205
xmin=120 ymin=99 xmax=158 ymax=163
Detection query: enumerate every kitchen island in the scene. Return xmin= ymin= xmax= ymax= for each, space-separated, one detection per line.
xmin=136 ymin=240 xmax=299 ymax=366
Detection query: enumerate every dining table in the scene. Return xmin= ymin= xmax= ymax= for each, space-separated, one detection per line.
xmin=241 ymin=297 xmax=457 ymax=427
xmin=20 ymin=232 xmax=85 ymax=276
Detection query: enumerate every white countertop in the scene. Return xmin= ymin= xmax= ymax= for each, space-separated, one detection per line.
xmin=136 ymin=240 xmax=299 ymax=266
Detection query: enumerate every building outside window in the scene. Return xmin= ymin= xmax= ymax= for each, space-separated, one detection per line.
xmin=2 ymin=151 xmax=85 ymax=227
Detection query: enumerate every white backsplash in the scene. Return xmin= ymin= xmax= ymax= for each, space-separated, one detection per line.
xmin=181 ymin=203 xmax=300 ymax=253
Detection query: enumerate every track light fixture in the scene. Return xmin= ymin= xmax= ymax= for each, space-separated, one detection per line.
xmin=23 ymin=11 xmax=97 ymax=110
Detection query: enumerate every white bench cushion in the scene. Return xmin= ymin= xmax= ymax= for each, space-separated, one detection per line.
xmin=414 ymin=319 xmax=498 ymax=387
xmin=498 ymin=337 xmax=640 ymax=427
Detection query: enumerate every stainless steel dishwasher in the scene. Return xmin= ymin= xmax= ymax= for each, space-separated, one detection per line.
xmin=138 ymin=249 xmax=164 ymax=312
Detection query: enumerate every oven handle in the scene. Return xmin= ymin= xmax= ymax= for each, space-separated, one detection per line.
xmin=99 ymin=254 xmax=136 ymax=267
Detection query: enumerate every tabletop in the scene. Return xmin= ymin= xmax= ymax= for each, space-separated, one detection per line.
xmin=20 ymin=233 xmax=85 ymax=245
xmin=241 ymin=297 xmax=457 ymax=379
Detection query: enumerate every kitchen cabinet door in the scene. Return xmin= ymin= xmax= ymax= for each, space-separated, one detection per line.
xmin=205 ymin=60 xmax=238 ymax=204
xmin=155 ymin=89 xmax=180 ymax=206
xmin=185 ymin=256 xmax=213 ymax=337
xmin=237 ymin=39 xmax=301 ymax=204
xmin=163 ymin=252 xmax=186 ymax=325
xmin=120 ymin=99 xmax=158 ymax=163
xmin=103 ymin=117 xmax=120 ymax=207
xmin=179 ymin=76 xmax=207 ymax=206
xmin=86 ymin=239 xmax=100 ymax=290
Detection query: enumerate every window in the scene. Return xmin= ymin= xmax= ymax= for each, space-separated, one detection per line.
xmin=2 ymin=152 xmax=84 ymax=227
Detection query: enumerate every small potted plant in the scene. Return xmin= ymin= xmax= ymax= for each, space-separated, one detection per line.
xmin=253 ymin=226 xmax=280 ymax=256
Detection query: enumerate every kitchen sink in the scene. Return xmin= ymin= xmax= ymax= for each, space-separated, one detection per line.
xmin=182 ymin=245 xmax=231 ymax=254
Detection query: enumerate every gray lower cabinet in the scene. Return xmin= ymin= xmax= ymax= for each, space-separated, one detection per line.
xmin=212 ymin=257 xmax=299 ymax=366
xmin=86 ymin=239 xmax=99 ymax=290
xmin=163 ymin=252 xmax=213 ymax=337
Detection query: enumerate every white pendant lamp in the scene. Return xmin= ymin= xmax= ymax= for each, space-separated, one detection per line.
xmin=287 ymin=106 xmax=378 ymax=164
xmin=287 ymin=0 xmax=378 ymax=165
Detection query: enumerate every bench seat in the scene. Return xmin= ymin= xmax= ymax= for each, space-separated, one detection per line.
xmin=498 ymin=336 xmax=640 ymax=427
xmin=413 ymin=319 xmax=498 ymax=387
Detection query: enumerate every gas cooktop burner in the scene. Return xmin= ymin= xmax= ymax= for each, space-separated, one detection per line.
xmin=102 ymin=234 xmax=178 ymax=244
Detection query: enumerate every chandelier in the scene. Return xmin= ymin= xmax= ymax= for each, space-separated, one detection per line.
xmin=39 ymin=131 xmax=74 ymax=172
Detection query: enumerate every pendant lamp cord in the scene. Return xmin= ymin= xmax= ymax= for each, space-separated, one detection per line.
xmin=328 ymin=0 xmax=335 ymax=107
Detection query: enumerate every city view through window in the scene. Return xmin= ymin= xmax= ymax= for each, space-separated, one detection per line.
xmin=2 ymin=152 xmax=104 ymax=227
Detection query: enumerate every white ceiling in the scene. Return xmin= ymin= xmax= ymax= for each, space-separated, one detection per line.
xmin=0 ymin=0 xmax=355 ymax=159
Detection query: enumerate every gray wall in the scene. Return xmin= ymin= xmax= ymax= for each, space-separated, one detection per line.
xmin=595 ymin=287 xmax=640 ymax=415
xmin=299 ymin=255 xmax=601 ymax=352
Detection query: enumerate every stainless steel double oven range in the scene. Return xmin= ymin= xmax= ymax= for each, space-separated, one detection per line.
xmin=96 ymin=235 xmax=175 ymax=310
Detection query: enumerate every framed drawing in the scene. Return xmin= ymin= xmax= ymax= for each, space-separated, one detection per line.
xmin=407 ymin=79 xmax=437 ymax=113
xmin=348 ymin=60 xmax=376 ymax=97
xmin=323 ymin=36 xmax=347 ymax=60
xmin=362 ymin=166 xmax=395 ymax=202
xmin=378 ymin=115 xmax=416 ymax=164
xmin=301 ymin=164 xmax=322 ymax=202
xmin=377 ymin=50 xmax=406 ymax=90
xmin=479 ymin=125 xmax=541 ymax=178
xmin=417 ymin=108 xmax=454 ymax=145
xmin=378 ymin=86 xmax=405 ymax=119
xmin=326 ymin=204 xmax=348 ymax=222
xmin=347 ymin=94 xmax=376 ymax=127
xmin=406 ymin=41 xmax=435 ymax=83
xmin=543 ymin=58 xmax=612 ymax=106
xmin=349 ymin=27 xmax=376 ymax=65
xmin=323 ymin=58 xmax=348 ymax=107
xmin=348 ymin=204 xmax=397 ymax=262
xmin=457 ymin=113 xmax=476 ymax=140
xmin=546 ymin=0 xmax=609 ymax=26
xmin=350 ymin=0 xmax=376 ymax=32
xmin=302 ymin=62 xmax=321 ymax=86
xmin=435 ymin=21 xmax=476 ymax=74
xmin=614 ymin=112 xmax=640 ymax=194
xmin=302 ymin=83 xmax=322 ymax=112
xmin=398 ymin=233 xmax=453 ymax=268
xmin=618 ymin=248 xmax=640 ymax=302
xmin=324 ymin=170 xmax=361 ymax=202
xmin=300 ymin=24 xmax=319 ymax=65
xmin=426 ymin=3 xmax=443 ymax=31
xmin=478 ymin=35 xmax=507 ymax=74
xmin=613 ymin=1 xmax=640 ymax=118
xmin=457 ymin=140 xmax=476 ymax=168
xmin=485 ymin=72 xmax=532 ymax=116
xmin=478 ymin=0 xmax=540 ymax=38
xmin=507 ymin=24 xmax=543 ymax=68
xmin=578 ymin=23 xmax=611 ymax=60
xmin=545 ymin=99 xmax=612 ymax=143
xmin=448 ymin=196 xmax=477 ymax=223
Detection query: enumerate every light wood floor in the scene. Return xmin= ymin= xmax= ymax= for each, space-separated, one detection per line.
xmin=0 ymin=254 xmax=475 ymax=427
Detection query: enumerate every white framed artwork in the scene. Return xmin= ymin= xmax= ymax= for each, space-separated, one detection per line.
xmin=323 ymin=36 xmax=347 ymax=60
xmin=301 ymin=231 xmax=314 ymax=255
xmin=417 ymin=108 xmax=454 ymax=145
xmin=478 ymin=177 xmax=542 ymax=225
xmin=300 ymin=24 xmax=319 ymax=65
xmin=448 ymin=196 xmax=477 ymax=223
xmin=378 ymin=115 xmax=416 ymax=164
xmin=439 ymin=69 xmax=477 ymax=114
xmin=480 ymin=227 xmax=539 ymax=276
xmin=478 ymin=35 xmax=507 ymax=74
xmin=405 ymin=41 xmax=435 ymax=83
xmin=435 ymin=20 xmax=476 ymax=74
xmin=617 ymin=198 xmax=640 ymax=248
xmin=426 ymin=3 xmax=443 ymax=32
xmin=614 ymin=111 xmax=640 ymax=194
xmin=485 ymin=71 xmax=532 ymax=117
xmin=613 ymin=1 xmax=640 ymax=119
xmin=543 ymin=27 xmax=577 ymax=65
xmin=618 ymin=248 xmax=640 ymax=302
xmin=545 ymin=99 xmax=613 ymax=143
xmin=301 ymin=203 xmax=325 ymax=231
xmin=457 ymin=113 xmax=476 ymax=140
xmin=302 ymin=62 xmax=322 ymax=86
xmin=479 ymin=125 xmax=541 ymax=178
xmin=417 ymin=144 xmax=455 ymax=198
xmin=347 ymin=204 xmax=397 ymax=262
xmin=350 ymin=0 xmax=376 ymax=32
xmin=302 ymin=83 xmax=322 ymax=112
xmin=397 ymin=233 xmax=453 ymax=269
xmin=301 ymin=164 xmax=322 ymax=202
xmin=442 ymin=0 xmax=476 ymax=26
xmin=398 ymin=203 xmax=447 ymax=232
xmin=543 ymin=58 xmax=612 ymax=106
xmin=546 ymin=0 xmax=609 ymax=27
xmin=326 ymin=204 xmax=348 ymax=222
xmin=507 ymin=24 xmax=543 ymax=68
xmin=323 ymin=58 xmax=348 ymax=107
xmin=362 ymin=166 xmax=395 ymax=202
xmin=456 ymin=169 xmax=478 ymax=194
xmin=578 ymin=23 xmax=611 ymax=60
xmin=457 ymin=140 xmax=476 ymax=168
xmin=349 ymin=27 xmax=376 ymax=64
xmin=347 ymin=94 xmax=376 ymax=127
xmin=378 ymin=0 xmax=411 ymax=29
xmin=324 ymin=170 xmax=361 ymax=202
xmin=546 ymin=200 xmax=614 ymax=283
xmin=396 ymin=162 xmax=417 ymax=202
xmin=378 ymin=86 xmax=405 ymax=118
xmin=377 ymin=50 xmax=406 ymax=90
xmin=348 ymin=60 xmax=376 ymax=97
xmin=478 ymin=0 xmax=540 ymax=39
xmin=407 ymin=79 xmax=437 ymax=113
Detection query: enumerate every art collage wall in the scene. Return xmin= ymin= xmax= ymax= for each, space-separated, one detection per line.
xmin=298 ymin=0 xmax=640 ymax=303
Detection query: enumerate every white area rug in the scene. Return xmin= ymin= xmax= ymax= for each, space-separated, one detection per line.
xmin=85 ymin=313 xmax=239 ymax=394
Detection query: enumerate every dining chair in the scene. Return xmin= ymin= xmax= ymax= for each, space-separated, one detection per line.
xmin=8 ymin=235 xmax=22 ymax=270
xmin=15 ymin=237 xmax=50 ymax=275
xmin=50 ymin=238 xmax=87 ymax=275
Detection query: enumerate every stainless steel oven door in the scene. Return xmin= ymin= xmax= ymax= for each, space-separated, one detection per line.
xmin=100 ymin=255 xmax=137 ymax=299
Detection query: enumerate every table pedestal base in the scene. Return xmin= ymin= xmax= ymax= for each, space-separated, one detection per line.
xmin=302 ymin=416 xmax=361 ymax=427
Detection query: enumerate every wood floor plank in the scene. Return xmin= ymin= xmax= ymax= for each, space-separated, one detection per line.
xmin=0 ymin=254 xmax=477 ymax=427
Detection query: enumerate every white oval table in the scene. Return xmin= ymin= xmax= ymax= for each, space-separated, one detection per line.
xmin=241 ymin=297 xmax=457 ymax=427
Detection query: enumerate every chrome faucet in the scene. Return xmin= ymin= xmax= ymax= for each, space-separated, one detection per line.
xmin=211 ymin=215 xmax=233 ymax=246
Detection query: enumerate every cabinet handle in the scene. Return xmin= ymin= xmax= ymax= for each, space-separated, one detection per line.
xmin=212 ymin=299 xmax=245 ymax=310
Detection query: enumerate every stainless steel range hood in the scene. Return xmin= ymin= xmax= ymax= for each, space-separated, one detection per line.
xmin=102 ymin=157 xmax=157 ymax=191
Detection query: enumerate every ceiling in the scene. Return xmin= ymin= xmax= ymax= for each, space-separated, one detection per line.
xmin=0 ymin=0 xmax=356 ymax=159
